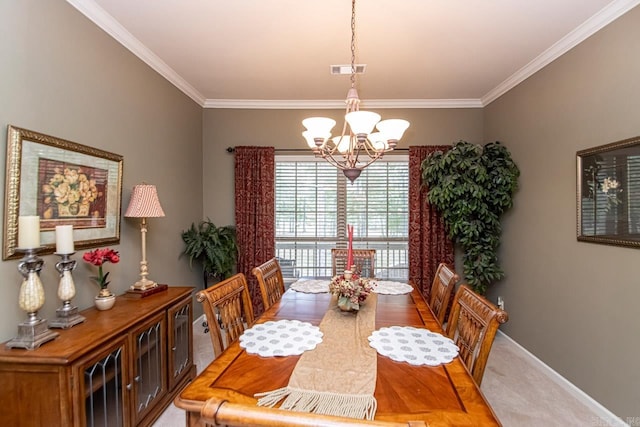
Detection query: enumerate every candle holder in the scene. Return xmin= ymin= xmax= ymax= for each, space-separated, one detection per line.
xmin=6 ymin=248 xmax=59 ymax=349
xmin=49 ymin=253 xmax=85 ymax=329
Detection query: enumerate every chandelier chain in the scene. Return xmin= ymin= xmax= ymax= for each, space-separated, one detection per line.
xmin=350 ymin=0 xmax=356 ymax=88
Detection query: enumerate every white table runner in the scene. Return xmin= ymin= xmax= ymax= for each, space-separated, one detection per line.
xmin=368 ymin=326 xmax=458 ymax=366
xmin=290 ymin=279 xmax=330 ymax=294
xmin=291 ymin=279 xmax=413 ymax=295
xmin=239 ymin=320 xmax=323 ymax=357
xmin=372 ymin=281 xmax=413 ymax=295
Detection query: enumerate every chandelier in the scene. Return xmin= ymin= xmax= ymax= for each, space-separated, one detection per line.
xmin=302 ymin=0 xmax=410 ymax=182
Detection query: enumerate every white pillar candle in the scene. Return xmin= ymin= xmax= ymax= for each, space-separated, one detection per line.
xmin=55 ymin=225 xmax=74 ymax=254
xmin=18 ymin=216 xmax=40 ymax=249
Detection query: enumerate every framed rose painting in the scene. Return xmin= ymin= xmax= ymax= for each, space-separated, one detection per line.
xmin=3 ymin=125 xmax=123 ymax=259
xmin=577 ymin=136 xmax=640 ymax=248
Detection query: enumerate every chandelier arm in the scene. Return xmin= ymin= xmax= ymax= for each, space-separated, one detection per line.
xmin=320 ymin=152 xmax=350 ymax=171
xmin=318 ymin=150 xmax=382 ymax=172
xmin=351 ymin=139 xmax=362 ymax=167
xmin=350 ymin=137 xmax=360 ymax=167
xmin=349 ymin=152 xmax=383 ymax=171
xmin=360 ymin=140 xmax=391 ymax=157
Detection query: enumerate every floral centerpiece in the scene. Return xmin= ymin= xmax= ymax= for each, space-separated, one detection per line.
xmin=83 ymin=248 xmax=120 ymax=298
xmin=329 ymin=271 xmax=374 ymax=312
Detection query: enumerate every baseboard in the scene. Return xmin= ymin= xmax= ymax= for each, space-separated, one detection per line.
xmin=497 ymin=330 xmax=627 ymax=427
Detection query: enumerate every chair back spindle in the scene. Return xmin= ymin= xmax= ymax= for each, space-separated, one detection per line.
xmin=445 ymin=284 xmax=508 ymax=386
xmin=429 ymin=263 xmax=459 ymax=325
xmin=253 ymin=258 xmax=286 ymax=311
xmin=196 ymin=273 xmax=255 ymax=357
xmin=331 ymin=249 xmax=376 ymax=278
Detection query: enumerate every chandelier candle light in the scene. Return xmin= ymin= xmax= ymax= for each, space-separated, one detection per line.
xmin=7 ymin=216 xmax=59 ymax=349
xmin=302 ymin=0 xmax=409 ymax=182
xmin=124 ymin=184 xmax=166 ymax=293
xmin=49 ymin=225 xmax=85 ymax=329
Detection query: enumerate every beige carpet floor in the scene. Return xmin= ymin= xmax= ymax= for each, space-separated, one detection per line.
xmin=481 ymin=333 xmax=621 ymax=426
xmin=153 ymin=319 xmax=621 ymax=427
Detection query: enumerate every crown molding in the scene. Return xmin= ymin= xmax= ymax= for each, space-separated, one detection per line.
xmin=203 ymin=98 xmax=483 ymax=109
xmin=65 ymin=0 xmax=206 ymax=106
xmin=67 ymin=0 xmax=640 ymax=110
xmin=482 ymin=0 xmax=640 ymax=106
xmin=69 ymin=0 xmax=478 ymax=110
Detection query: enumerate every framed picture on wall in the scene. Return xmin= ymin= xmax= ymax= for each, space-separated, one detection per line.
xmin=577 ymin=136 xmax=640 ymax=248
xmin=3 ymin=125 xmax=124 ymax=259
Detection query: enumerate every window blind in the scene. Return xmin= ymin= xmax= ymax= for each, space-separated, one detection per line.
xmin=275 ymin=157 xmax=409 ymax=281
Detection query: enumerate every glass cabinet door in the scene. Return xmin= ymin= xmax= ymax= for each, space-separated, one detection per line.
xmin=79 ymin=338 xmax=129 ymax=427
xmin=168 ymin=297 xmax=193 ymax=390
xmin=131 ymin=312 xmax=166 ymax=423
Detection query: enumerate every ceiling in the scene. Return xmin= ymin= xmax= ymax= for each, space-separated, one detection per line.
xmin=67 ymin=0 xmax=639 ymax=108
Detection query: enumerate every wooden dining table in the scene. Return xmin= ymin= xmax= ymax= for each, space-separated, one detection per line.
xmin=175 ymin=285 xmax=501 ymax=426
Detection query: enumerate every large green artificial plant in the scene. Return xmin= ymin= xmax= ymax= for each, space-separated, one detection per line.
xmin=180 ymin=219 xmax=238 ymax=288
xmin=421 ymin=141 xmax=520 ymax=294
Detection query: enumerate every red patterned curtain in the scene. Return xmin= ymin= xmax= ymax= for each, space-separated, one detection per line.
xmin=408 ymin=145 xmax=454 ymax=302
xmin=234 ymin=146 xmax=275 ymax=317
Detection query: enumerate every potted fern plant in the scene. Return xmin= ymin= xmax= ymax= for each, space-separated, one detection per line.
xmin=180 ymin=219 xmax=238 ymax=288
xmin=421 ymin=141 xmax=519 ymax=295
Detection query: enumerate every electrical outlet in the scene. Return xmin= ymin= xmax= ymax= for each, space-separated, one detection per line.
xmin=497 ymin=296 xmax=505 ymax=310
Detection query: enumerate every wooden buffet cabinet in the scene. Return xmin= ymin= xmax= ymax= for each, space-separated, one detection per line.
xmin=0 ymin=286 xmax=196 ymax=427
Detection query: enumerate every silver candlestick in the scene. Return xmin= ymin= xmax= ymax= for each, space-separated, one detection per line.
xmin=49 ymin=253 xmax=85 ymax=329
xmin=6 ymin=248 xmax=59 ymax=349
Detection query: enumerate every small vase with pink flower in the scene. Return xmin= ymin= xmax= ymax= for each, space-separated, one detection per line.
xmin=83 ymin=248 xmax=120 ymax=310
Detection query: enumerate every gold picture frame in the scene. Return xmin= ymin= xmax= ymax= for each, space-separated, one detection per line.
xmin=3 ymin=125 xmax=123 ymax=259
xmin=577 ymin=136 xmax=640 ymax=248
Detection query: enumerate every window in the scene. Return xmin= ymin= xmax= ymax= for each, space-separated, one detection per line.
xmin=275 ymin=156 xmax=409 ymax=282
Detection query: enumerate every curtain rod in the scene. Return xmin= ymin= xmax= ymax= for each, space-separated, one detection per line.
xmin=226 ymin=147 xmax=409 ymax=153
xmin=226 ymin=147 xmax=307 ymax=153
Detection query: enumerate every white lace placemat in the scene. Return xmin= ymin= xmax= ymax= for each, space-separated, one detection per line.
xmin=290 ymin=279 xmax=330 ymax=294
xmin=372 ymin=281 xmax=413 ymax=295
xmin=368 ymin=326 xmax=459 ymax=366
xmin=239 ymin=320 xmax=323 ymax=357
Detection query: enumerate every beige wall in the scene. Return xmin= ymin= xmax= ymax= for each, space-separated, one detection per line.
xmin=2 ymin=0 xmax=638 ymax=420
xmin=202 ymin=108 xmax=484 ymax=224
xmin=484 ymin=6 xmax=640 ymax=419
xmin=0 ymin=1 xmax=203 ymax=341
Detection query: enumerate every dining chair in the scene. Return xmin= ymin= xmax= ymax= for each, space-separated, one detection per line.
xmin=196 ymin=273 xmax=255 ymax=357
xmin=252 ymin=257 xmax=286 ymax=311
xmin=331 ymin=248 xmax=376 ymax=278
xmin=445 ymin=284 xmax=509 ymax=386
xmin=429 ymin=263 xmax=459 ymax=326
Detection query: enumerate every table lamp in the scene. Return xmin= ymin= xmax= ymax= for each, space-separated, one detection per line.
xmin=124 ymin=184 xmax=165 ymax=291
